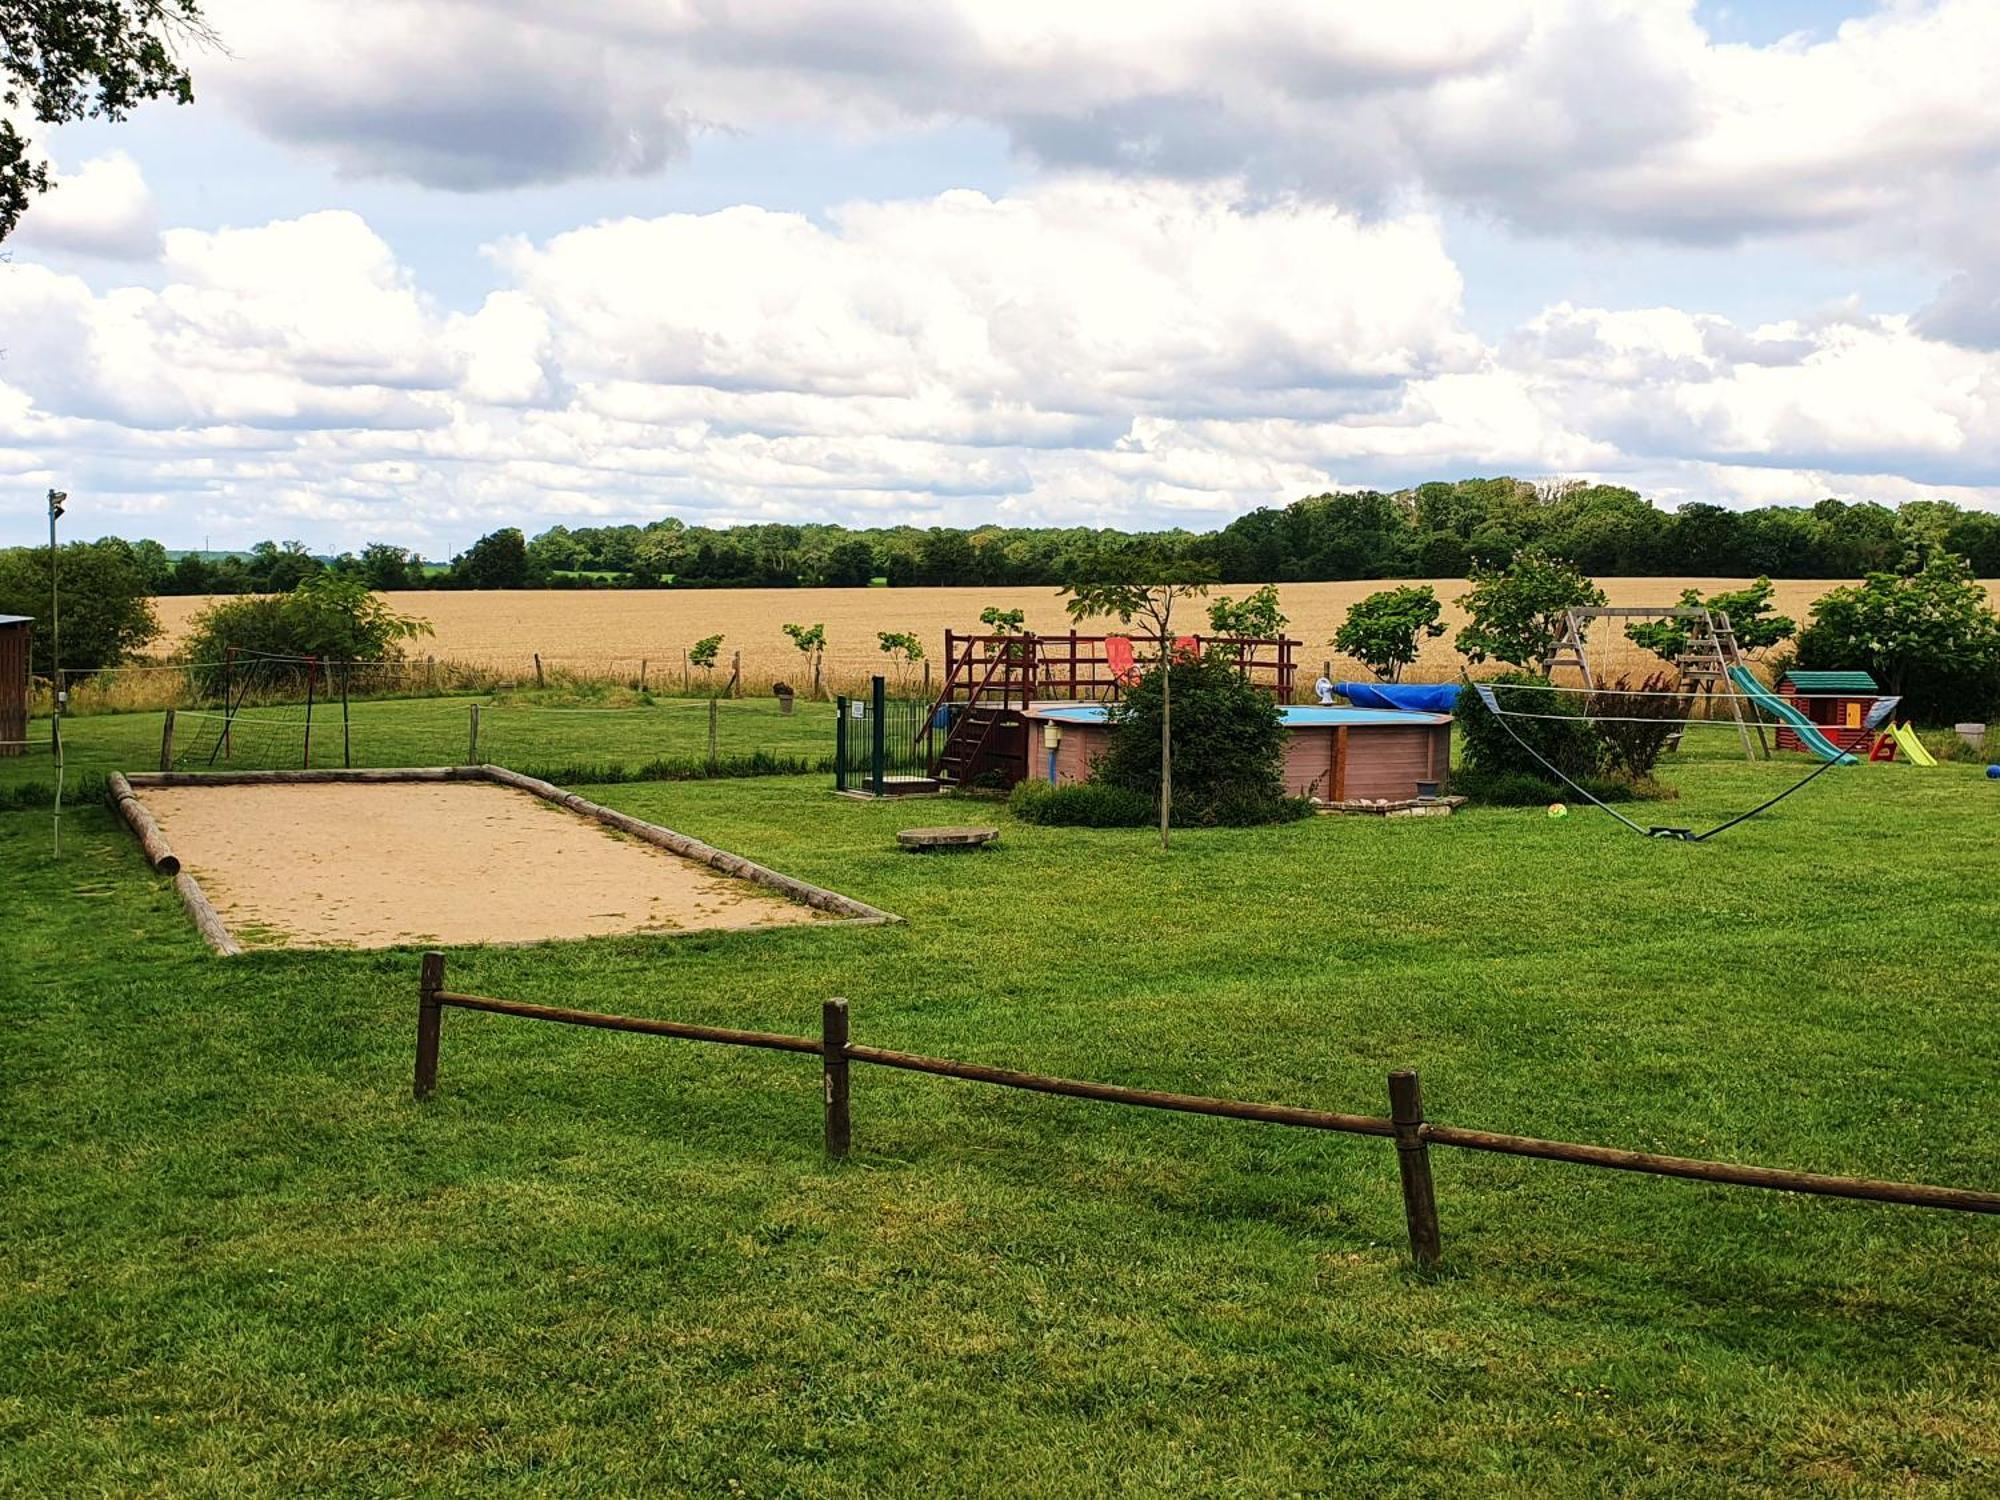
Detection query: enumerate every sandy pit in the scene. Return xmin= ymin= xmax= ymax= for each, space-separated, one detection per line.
xmin=138 ymin=781 xmax=831 ymax=949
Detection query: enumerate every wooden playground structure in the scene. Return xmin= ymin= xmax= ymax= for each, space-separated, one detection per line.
xmin=1547 ymin=605 xmax=1770 ymax=760
xmin=923 ymin=629 xmax=1297 ymax=786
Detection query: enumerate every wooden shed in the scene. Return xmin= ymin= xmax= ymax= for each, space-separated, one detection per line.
xmin=0 ymin=615 xmax=30 ymax=756
xmin=1775 ymin=669 xmax=1879 ymax=755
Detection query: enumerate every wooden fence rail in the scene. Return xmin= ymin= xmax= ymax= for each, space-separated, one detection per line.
xmin=412 ymin=955 xmax=2000 ymax=1270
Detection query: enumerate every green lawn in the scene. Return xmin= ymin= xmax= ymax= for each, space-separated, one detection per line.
xmin=3 ymin=725 xmax=1997 ymax=1494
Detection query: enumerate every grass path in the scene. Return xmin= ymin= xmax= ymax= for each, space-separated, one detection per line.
xmin=3 ymin=749 xmax=1997 ymax=1493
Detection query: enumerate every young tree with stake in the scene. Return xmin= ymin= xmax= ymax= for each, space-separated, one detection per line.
xmin=1061 ymin=567 xmax=1211 ymax=851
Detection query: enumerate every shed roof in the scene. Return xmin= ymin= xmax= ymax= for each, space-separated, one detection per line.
xmin=0 ymin=614 xmax=34 ymax=626
xmin=1778 ymin=669 xmax=1878 ymax=692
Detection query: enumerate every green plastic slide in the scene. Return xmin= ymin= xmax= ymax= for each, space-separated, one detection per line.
xmin=1725 ymin=666 xmax=1857 ymax=764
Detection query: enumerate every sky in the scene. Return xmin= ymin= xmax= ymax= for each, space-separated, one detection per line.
xmin=5 ymin=0 xmax=2000 ymax=554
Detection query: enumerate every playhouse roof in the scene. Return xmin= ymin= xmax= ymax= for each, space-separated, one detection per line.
xmin=1778 ymin=669 xmax=1877 ymax=692
xmin=0 ymin=614 xmax=33 ymax=626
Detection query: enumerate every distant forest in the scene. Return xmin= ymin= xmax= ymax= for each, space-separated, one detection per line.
xmin=87 ymin=479 xmax=2000 ymax=594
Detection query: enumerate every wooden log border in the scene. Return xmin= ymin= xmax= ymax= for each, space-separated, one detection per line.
xmin=112 ymin=764 xmax=899 ymax=956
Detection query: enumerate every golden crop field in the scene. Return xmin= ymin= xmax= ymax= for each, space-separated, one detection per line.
xmin=151 ymin=577 xmax=1999 ymax=697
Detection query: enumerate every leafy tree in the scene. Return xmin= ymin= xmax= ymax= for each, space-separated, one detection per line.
xmin=1333 ymin=585 xmax=1444 ymax=682
xmin=876 ymin=630 xmax=924 ymax=689
xmin=782 ymin=622 xmax=826 ymax=697
xmin=1206 ymin=583 xmax=1287 ymax=637
xmin=1061 ymin=566 xmax=1211 ymax=849
xmin=1455 ymin=548 xmax=1606 ymax=674
xmin=2 ymin=0 xmax=210 ymax=241
xmin=451 ymin=528 xmax=537 ymax=589
xmin=244 ymin=539 xmax=322 ymax=593
xmin=1794 ymin=553 xmax=2000 ymax=721
xmin=0 ymin=537 xmax=160 ymax=675
xmin=357 ymin=542 xmax=423 ymax=592
xmin=1625 ymin=577 xmax=1796 ymax=664
xmin=1094 ymin=652 xmax=1304 ymax=827
xmin=181 ymin=574 xmax=430 ymax=692
xmin=688 ymin=634 xmax=723 ymax=671
xmin=977 ymin=605 xmax=1026 ymax=633
xmin=822 ymin=539 xmax=878 ymax=588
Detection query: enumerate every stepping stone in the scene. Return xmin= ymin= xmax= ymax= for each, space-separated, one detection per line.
xmin=896 ymin=826 xmax=999 ymax=852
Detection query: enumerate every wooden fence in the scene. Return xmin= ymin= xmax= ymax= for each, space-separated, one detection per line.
xmin=412 ymin=955 xmax=2000 ymax=1269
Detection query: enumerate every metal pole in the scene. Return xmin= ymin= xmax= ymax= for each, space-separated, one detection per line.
xmin=47 ymin=489 xmax=63 ymax=753
xmin=870 ymin=674 xmax=887 ymax=795
xmin=835 ymin=695 xmax=849 ymax=792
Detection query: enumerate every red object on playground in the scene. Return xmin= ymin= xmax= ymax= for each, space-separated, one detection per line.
xmin=1869 ymin=733 xmax=1898 ymax=762
xmin=1105 ymin=635 xmax=1139 ymax=685
xmin=1173 ymin=635 xmax=1200 ymax=660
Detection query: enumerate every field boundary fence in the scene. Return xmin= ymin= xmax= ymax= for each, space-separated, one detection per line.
xmin=413 ymin=956 xmax=2000 ymax=1272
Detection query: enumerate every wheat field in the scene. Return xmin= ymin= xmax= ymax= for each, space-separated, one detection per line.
xmin=149 ymin=578 xmax=1999 ymax=698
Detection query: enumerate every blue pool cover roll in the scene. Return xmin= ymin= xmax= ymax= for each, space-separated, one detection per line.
xmin=1336 ymin=682 xmax=1461 ymax=713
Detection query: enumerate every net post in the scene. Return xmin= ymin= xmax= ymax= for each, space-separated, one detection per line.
xmin=159 ymin=708 xmax=175 ymax=771
xmin=415 ymin=951 xmax=445 ymax=1100
xmin=341 ymin=661 xmax=351 ymax=768
xmin=467 ymin=703 xmax=480 ymax=766
xmin=707 ymin=696 xmax=719 ymax=771
xmin=822 ymin=998 xmax=851 ymax=1159
xmin=1389 ymin=1070 xmax=1441 ymax=1270
xmin=302 ymin=656 xmax=316 ymax=769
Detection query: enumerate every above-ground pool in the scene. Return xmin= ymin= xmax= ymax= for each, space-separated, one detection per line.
xmin=1024 ymin=700 xmax=1453 ymax=803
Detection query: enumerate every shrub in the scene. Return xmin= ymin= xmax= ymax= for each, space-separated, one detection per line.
xmin=1008 ymin=780 xmax=1153 ymax=827
xmin=1097 ymin=651 xmax=1296 ymax=825
xmin=1457 ymin=670 xmax=1604 ymax=782
xmin=1586 ymin=672 xmax=1692 ymax=779
xmin=183 ymin=574 xmax=431 ymax=694
xmin=1333 ymin=585 xmax=1445 ymax=682
xmin=1794 ymin=553 xmax=2000 ymax=722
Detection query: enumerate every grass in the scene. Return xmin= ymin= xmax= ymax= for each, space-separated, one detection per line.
xmin=2 ymin=716 xmax=1998 ymax=1493
xmin=0 ymin=694 xmax=857 ymax=807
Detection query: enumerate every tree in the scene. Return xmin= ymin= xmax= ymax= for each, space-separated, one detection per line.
xmin=876 ymin=630 xmax=924 ymax=690
xmin=688 ymin=633 xmax=724 ymax=692
xmin=1206 ymin=583 xmax=1287 ymax=638
xmin=1794 ymin=553 xmax=2000 ymax=721
xmin=1333 ymin=585 xmax=1445 ymax=682
xmin=1095 ymin=652 xmax=1300 ymax=826
xmin=451 ymin=528 xmax=536 ymax=590
xmin=2 ymin=0 xmax=210 ymax=241
xmin=357 ymin=543 xmax=423 ymax=592
xmin=1625 ymin=577 xmax=1796 ymax=664
xmin=245 ymin=539 xmax=322 ymax=593
xmin=1061 ymin=567 xmax=1211 ymax=850
xmin=782 ymin=622 xmax=826 ymax=697
xmin=1455 ymin=548 xmax=1606 ymax=674
xmin=0 ymin=538 xmax=160 ymax=675
xmin=822 ymin=539 xmax=878 ymax=588
xmin=977 ymin=605 xmax=1026 ymax=633
xmin=181 ymin=573 xmax=431 ymax=693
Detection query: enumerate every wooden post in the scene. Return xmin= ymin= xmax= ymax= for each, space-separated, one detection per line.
xmin=814 ymin=654 xmax=823 ymax=702
xmin=534 ymin=652 xmax=545 ymax=689
xmin=682 ymin=651 xmax=690 ymax=694
xmin=159 ymin=709 xmax=176 ymax=771
xmin=222 ymin=648 xmax=233 ymax=760
xmin=730 ymin=650 xmax=741 ymax=698
xmin=707 ymin=696 xmax=719 ymax=770
xmin=922 ymin=657 xmax=931 ymax=699
xmin=1389 ymin=1070 xmax=1441 ymax=1270
xmin=341 ymin=662 xmax=351 ymax=768
xmin=639 ymin=657 xmax=648 ymax=691
xmin=415 ymin=951 xmax=445 ymax=1100
xmin=467 ymin=704 xmax=480 ymax=766
xmin=823 ymin=998 xmax=851 ymax=1160
xmin=427 ymin=654 xmax=437 ymax=692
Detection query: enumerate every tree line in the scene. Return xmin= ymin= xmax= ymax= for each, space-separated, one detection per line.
xmin=88 ymin=479 xmax=2000 ymax=596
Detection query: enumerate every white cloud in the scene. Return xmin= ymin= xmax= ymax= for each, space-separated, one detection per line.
xmin=8 ymin=151 xmax=160 ymax=260
xmin=193 ymin=0 xmax=2000 ymax=265
xmin=5 ymin=181 xmax=2000 ymax=551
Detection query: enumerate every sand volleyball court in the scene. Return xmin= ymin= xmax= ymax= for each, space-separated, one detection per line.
xmin=132 ymin=778 xmax=841 ymax=950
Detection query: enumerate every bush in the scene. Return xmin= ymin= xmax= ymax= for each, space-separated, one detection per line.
xmin=183 ymin=575 xmax=431 ymax=694
xmin=1008 ymin=779 xmax=1153 ymax=827
xmin=1587 ymin=672 xmax=1692 ymax=779
xmin=1794 ymin=553 xmax=2000 ymax=722
xmin=1457 ymin=670 xmax=1604 ymax=782
xmin=1097 ymin=651 xmax=1297 ymax=826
